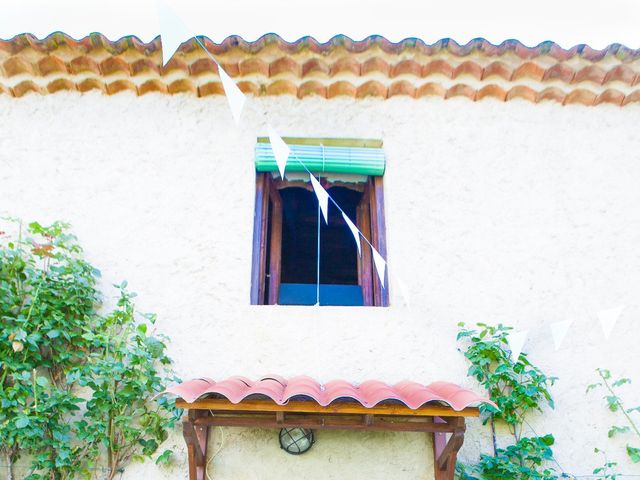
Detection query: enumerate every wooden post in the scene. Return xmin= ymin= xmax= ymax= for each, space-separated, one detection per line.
xmin=432 ymin=417 xmax=465 ymax=480
xmin=250 ymin=173 xmax=269 ymax=304
xmin=183 ymin=410 xmax=210 ymax=480
xmin=267 ymin=183 xmax=283 ymax=305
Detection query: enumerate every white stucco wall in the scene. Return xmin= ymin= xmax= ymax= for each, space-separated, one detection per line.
xmin=1 ymin=92 xmax=639 ymax=479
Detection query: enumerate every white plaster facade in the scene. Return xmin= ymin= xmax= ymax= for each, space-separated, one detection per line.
xmin=0 ymin=92 xmax=639 ymax=479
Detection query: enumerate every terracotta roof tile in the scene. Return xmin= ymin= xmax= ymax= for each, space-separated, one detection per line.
xmin=391 ymin=59 xmax=421 ymax=78
xmin=47 ymin=78 xmax=75 ymax=94
xmin=604 ymin=64 xmax=636 ymax=84
xmin=1 ymin=33 xmax=639 ymax=107
xmin=139 ymin=79 xmax=167 ymax=95
xmin=101 ymin=56 xmax=131 ymax=76
xmin=482 ymin=61 xmax=512 ymax=81
xmin=574 ymin=65 xmax=606 ymax=85
xmin=4 ymin=56 xmax=36 ymax=77
xmin=388 ymin=80 xmax=416 ymax=97
xmin=595 ymin=89 xmax=625 ymax=106
xmin=12 ymin=80 xmax=43 ymax=97
xmin=453 ymin=61 xmax=483 ymax=80
xmin=198 ymin=81 xmax=224 ymax=97
xmin=416 ymin=82 xmax=447 ymax=98
xmin=330 ymin=57 xmax=360 ymax=76
xmin=328 ymin=80 xmax=357 ymax=98
xmin=446 ymin=83 xmax=476 ymax=100
xmin=189 ymin=57 xmax=216 ymax=76
xmin=477 ymin=84 xmax=507 ymax=101
xmin=164 ymin=375 xmax=495 ymax=411
xmin=302 ymin=58 xmax=330 ymax=77
xmin=538 ymin=87 xmax=566 ymax=104
xmin=356 ymin=80 xmax=387 ymax=98
xmin=77 ymin=78 xmax=106 ymax=93
xmin=622 ymin=90 xmax=640 ymax=105
xmin=298 ymin=80 xmax=327 ymax=98
xmin=38 ymin=56 xmax=68 ymax=76
xmin=69 ymin=55 xmax=100 ymax=75
xmin=270 ymin=57 xmax=300 ymax=77
xmin=362 ymin=57 xmax=390 ymax=76
xmin=507 ymin=85 xmax=538 ymax=102
xmin=512 ymin=62 xmax=545 ymax=82
xmin=266 ymin=79 xmax=298 ymax=95
xmin=564 ymin=89 xmax=597 ymax=106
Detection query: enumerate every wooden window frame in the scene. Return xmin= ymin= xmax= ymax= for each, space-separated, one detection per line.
xmin=250 ymin=173 xmax=389 ymax=306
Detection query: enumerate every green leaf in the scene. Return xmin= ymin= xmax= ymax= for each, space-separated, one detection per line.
xmin=608 ymin=426 xmax=630 ymax=438
xmin=628 ymin=446 xmax=640 ymax=463
xmin=612 ymin=378 xmax=631 ymax=388
xmin=47 ymin=329 xmax=61 ymax=339
xmin=606 ymin=396 xmax=620 ymax=412
xmin=35 ymin=376 xmax=49 ymax=387
xmin=155 ymin=449 xmax=173 ymax=465
xmin=15 ymin=417 xmax=30 ymax=428
xmin=586 ymin=383 xmax=601 ymax=393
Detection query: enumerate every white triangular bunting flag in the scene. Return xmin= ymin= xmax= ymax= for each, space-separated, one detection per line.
xmin=156 ymin=0 xmax=192 ymax=66
xmin=309 ymin=174 xmax=329 ymax=223
xmin=371 ymin=247 xmax=387 ymax=288
xmin=341 ymin=212 xmax=361 ymax=256
xmin=550 ymin=319 xmax=573 ymax=350
xmin=507 ymin=330 xmax=528 ymax=362
xmin=598 ymin=306 xmax=625 ymax=339
xmin=267 ymin=125 xmax=290 ymax=179
xmin=217 ymin=64 xmax=246 ymax=126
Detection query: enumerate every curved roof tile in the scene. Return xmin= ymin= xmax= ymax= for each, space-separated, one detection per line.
xmin=164 ymin=375 xmax=496 ymax=411
xmin=1 ymin=33 xmax=640 ymax=106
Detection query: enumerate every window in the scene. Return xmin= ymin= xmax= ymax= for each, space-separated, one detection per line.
xmin=250 ymin=138 xmax=388 ymax=307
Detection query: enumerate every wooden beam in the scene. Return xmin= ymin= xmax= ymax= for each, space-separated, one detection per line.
xmin=176 ymin=398 xmax=479 ymax=418
xmin=257 ymin=137 xmax=383 ymax=149
xmin=193 ymin=413 xmax=460 ymax=433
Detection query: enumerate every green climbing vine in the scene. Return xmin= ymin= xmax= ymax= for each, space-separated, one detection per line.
xmin=0 ymin=220 xmax=180 ymax=480
xmin=455 ymin=323 xmax=558 ymax=480
xmin=587 ymin=368 xmax=640 ymax=474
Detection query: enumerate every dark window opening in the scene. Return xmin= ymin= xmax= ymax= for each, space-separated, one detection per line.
xmin=279 ymin=187 xmax=361 ymax=286
xmin=251 ymin=174 xmax=388 ymax=307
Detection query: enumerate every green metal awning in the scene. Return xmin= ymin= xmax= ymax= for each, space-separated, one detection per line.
xmin=255 ymin=137 xmax=385 ymax=176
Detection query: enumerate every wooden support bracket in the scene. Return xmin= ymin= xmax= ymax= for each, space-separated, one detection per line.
xmin=432 ymin=417 xmax=466 ymax=480
xmin=183 ymin=411 xmax=210 ymax=480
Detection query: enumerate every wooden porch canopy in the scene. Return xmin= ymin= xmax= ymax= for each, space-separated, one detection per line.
xmin=164 ymin=376 xmax=494 ymax=480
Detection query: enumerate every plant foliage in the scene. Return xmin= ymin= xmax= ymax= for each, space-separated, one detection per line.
xmin=0 ymin=220 xmax=179 ymax=480
xmin=587 ymin=369 xmax=640 ymax=465
xmin=456 ymin=323 xmax=558 ymax=480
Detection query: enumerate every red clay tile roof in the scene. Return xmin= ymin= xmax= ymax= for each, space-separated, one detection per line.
xmin=2 ymin=32 xmax=640 ymax=106
xmin=164 ymin=375 xmax=495 ymax=411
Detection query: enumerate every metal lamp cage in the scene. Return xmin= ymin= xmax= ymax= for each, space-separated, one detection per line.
xmin=278 ymin=427 xmax=315 ymax=455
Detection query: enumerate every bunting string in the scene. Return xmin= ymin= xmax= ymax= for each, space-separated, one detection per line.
xmin=157 ymin=2 xmax=635 ymax=337
xmin=156 ymin=2 xmax=387 ymax=288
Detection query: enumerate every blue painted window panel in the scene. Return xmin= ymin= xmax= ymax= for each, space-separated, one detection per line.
xmin=279 ymin=283 xmax=364 ymax=306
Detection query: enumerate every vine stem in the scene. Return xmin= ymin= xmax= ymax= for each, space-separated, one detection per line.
xmin=598 ymin=369 xmax=640 ymax=439
xmin=5 ymin=450 xmax=13 ymax=480
xmin=490 ymin=415 xmax=498 ymax=456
